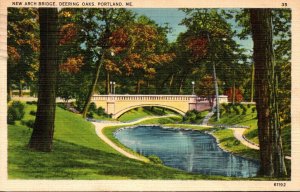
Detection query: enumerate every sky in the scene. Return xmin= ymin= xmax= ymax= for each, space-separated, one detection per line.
xmin=130 ymin=8 xmax=253 ymax=53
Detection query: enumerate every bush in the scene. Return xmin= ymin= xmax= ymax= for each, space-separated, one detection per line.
xmin=232 ymin=105 xmax=240 ymax=115
xmin=21 ymin=119 xmax=35 ymax=129
xmin=242 ymin=108 xmax=247 ymax=115
xmin=7 ymin=101 xmax=25 ymax=124
xmin=7 ymin=109 xmax=15 ymax=125
xmin=29 ymin=110 xmax=36 ymax=116
xmin=87 ymin=112 xmax=94 ymax=118
xmin=196 ymin=112 xmax=202 ymax=119
xmin=221 ymin=103 xmax=227 ymax=109
xmin=26 ymin=101 xmax=37 ymax=105
xmin=57 ymin=103 xmax=67 ymax=110
xmin=148 ymin=155 xmax=163 ymax=164
xmin=223 ymin=104 xmax=232 ymax=114
xmin=239 ymin=104 xmax=246 ymax=111
xmin=252 ymin=107 xmax=256 ymax=113
xmin=247 ymin=104 xmax=251 ymax=108
xmin=88 ymin=102 xmax=97 ymax=113
xmin=220 ymin=108 xmax=225 ymax=117
xmin=96 ymin=107 xmax=106 ymax=116
xmin=239 ymin=104 xmax=247 ymax=115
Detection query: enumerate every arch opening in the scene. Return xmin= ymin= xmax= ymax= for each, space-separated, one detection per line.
xmin=114 ymin=104 xmax=185 ymax=119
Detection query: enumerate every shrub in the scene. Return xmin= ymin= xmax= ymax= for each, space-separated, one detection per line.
xmin=7 ymin=109 xmax=15 ymax=124
xmin=21 ymin=119 xmax=35 ymax=129
xmin=239 ymin=104 xmax=247 ymax=115
xmin=232 ymin=105 xmax=240 ymax=115
xmin=220 ymin=108 xmax=225 ymax=117
xmin=239 ymin=104 xmax=246 ymax=110
xmin=224 ymin=105 xmax=231 ymax=114
xmin=96 ymin=107 xmax=106 ymax=116
xmin=247 ymin=104 xmax=251 ymax=108
xmin=252 ymin=107 xmax=256 ymax=113
xmin=196 ymin=112 xmax=202 ymax=119
xmin=7 ymin=101 xmax=25 ymax=124
xmin=242 ymin=108 xmax=247 ymax=115
xmin=57 ymin=103 xmax=67 ymax=110
xmin=29 ymin=110 xmax=36 ymax=116
xmin=221 ymin=103 xmax=227 ymax=109
xmin=26 ymin=101 xmax=37 ymax=105
xmin=148 ymin=155 xmax=163 ymax=164
xmin=88 ymin=102 xmax=97 ymax=112
xmin=87 ymin=112 xmax=94 ymax=118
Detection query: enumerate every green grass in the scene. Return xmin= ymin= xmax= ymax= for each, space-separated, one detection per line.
xmin=137 ymin=115 xmax=182 ymax=124
xmin=90 ymin=113 xmax=115 ymax=121
xmin=209 ymin=105 xmax=258 ymax=129
xmin=212 ymin=128 xmax=260 ymax=160
xmin=118 ymin=107 xmax=178 ymax=122
xmin=183 ymin=110 xmax=210 ymax=124
xmin=9 ymin=103 xmax=235 ymax=180
xmin=164 ymin=124 xmax=213 ymax=131
xmin=102 ymin=124 xmax=150 ymax=162
xmin=210 ymin=104 xmax=290 ymax=157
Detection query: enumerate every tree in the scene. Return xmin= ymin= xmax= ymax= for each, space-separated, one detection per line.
xmin=28 ymin=8 xmax=59 ymax=152
xmin=250 ymin=8 xmax=287 ymax=177
xmin=107 ymin=17 xmax=174 ymax=94
xmin=80 ymin=9 xmax=136 ymax=118
xmin=195 ymin=75 xmax=215 ymax=108
xmin=180 ymin=9 xmax=244 ymax=120
xmin=7 ymin=8 xmax=39 ymax=99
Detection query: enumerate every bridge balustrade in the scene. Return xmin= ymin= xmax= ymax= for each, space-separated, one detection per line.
xmin=92 ymin=94 xmax=197 ymax=101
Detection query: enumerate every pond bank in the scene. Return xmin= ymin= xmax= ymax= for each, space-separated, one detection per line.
xmin=93 ymin=115 xmax=261 ymax=162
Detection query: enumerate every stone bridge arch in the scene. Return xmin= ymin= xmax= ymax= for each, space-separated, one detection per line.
xmin=91 ymin=94 xmax=227 ymax=119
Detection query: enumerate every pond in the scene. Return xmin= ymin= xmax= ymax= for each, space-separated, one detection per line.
xmin=114 ymin=125 xmax=259 ymax=178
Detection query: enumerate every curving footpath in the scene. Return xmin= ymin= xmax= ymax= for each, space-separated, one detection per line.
xmin=92 ymin=114 xmax=179 ymax=162
xmin=229 ymin=128 xmax=259 ymax=150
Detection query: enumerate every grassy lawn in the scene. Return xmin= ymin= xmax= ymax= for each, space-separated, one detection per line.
xmin=209 ymin=104 xmax=258 ymax=129
xmin=211 ymin=128 xmax=259 ymax=160
xmin=9 ymin=103 xmax=234 ymax=180
xmin=118 ymin=107 xmax=178 ymax=122
xmin=208 ymin=103 xmax=290 ymax=174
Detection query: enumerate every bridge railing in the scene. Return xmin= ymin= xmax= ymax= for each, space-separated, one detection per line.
xmin=91 ymin=94 xmax=229 ymax=103
xmin=91 ymin=94 xmax=203 ymax=102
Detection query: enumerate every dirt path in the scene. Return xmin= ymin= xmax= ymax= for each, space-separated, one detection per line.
xmin=229 ymin=128 xmax=259 ymax=150
xmin=92 ymin=114 xmax=178 ymax=162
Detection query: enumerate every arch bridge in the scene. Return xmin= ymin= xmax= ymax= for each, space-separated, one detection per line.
xmin=91 ymin=94 xmax=228 ymax=119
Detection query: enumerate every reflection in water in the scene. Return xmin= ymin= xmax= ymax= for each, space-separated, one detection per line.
xmin=114 ymin=126 xmax=259 ymax=178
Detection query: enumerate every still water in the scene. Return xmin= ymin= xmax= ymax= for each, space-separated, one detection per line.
xmin=114 ymin=126 xmax=259 ymax=178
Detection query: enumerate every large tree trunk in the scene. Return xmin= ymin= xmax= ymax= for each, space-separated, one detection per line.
xmin=7 ymin=83 xmax=12 ymax=101
xmin=250 ymin=63 xmax=255 ymax=102
xmin=82 ymin=54 xmax=105 ymax=118
xmin=106 ymin=71 xmax=110 ymax=94
xmin=232 ymin=70 xmax=236 ymax=104
xmin=212 ymin=63 xmax=220 ymax=121
xmin=250 ymin=8 xmax=287 ymax=177
xmin=135 ymin=79 xmax=141 ymax=94
xmin=18 ymin=80 xmax=23 ymax=97
xmin=28 ymin=8 xmax=58 ymax=152
xmin=169 ymin=74 xmax=174 ymax=94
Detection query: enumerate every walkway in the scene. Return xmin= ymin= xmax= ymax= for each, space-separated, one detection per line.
xmin=229 ymin=128 xmax=259 ymax=150
xmin=92 ymin=114 xmax=178 ymax=162
xmin=201 ymin=111 xmax=215 ymax=126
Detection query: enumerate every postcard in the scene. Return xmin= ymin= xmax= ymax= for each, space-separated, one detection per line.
xmin=0 ymin=0 xmax=300 ymax=191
